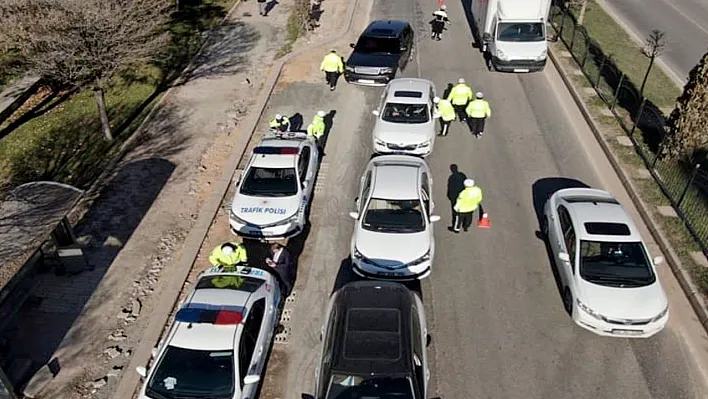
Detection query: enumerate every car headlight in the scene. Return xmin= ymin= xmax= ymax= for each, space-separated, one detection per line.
xmin=496 ymin=49 xmax=508 ymax=61
xmin=379 ymin=67 xmax=393 ymax=74
xmin=345 ymin=65 xmax=354 ymax=72
xmin=417 ymin=140 xmax=431 ymax=148
xmin=536 ymin=49 xmax=547 ymax=61
xmin=576 ymin=298 xmax=604 ymax=321
xmin=374 ymin=138 xmax=386 ymax=146
xmin=408 ymin=250 xmax=431 ymax=266
xmin=353 ymin=247 xmax=364 ymax=260
xmin=651 ymin=306 xmax=669 ymax=322
xmin=230 ymin=209 xmax=248 ymax=224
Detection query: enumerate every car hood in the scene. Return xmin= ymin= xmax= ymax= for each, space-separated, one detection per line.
xmin=354 ymin=227 xmax=430 ymax=267
xmin=347 ymin=52 xmax=399 ymax=68
xmin=374 ymin=121 xmax=433 ymax=144
xmin=231 ymin=192 xmax=300 ymax=225
xmin=577 ymin=278 xmax=667 ymax=320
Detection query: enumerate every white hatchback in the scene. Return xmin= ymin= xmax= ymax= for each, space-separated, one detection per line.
xmin=542 ymin=188 xmax=669 ymax=338
xmin=349 ymin=155 xmax=441 ymax=280
xmin=372 ymin=78 xmax=439 ymax=157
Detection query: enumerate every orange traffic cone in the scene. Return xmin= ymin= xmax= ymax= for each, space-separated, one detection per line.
xmin=477 ymin=212 xmax=491 ymax=228
xmin=437 ymin=0 xmax=445 ymax=6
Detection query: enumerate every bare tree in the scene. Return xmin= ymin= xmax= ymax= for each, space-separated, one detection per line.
xmin=640 ymin=29 xmax=666 ymax=98
xmin=663 ymin=50 xmax=708 ymax=162
xmin=0 ymin=0 xmax=170 ymax=141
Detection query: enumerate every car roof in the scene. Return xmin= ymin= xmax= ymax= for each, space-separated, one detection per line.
xmin=363 ymin=20 xmax=409 ymax=36
xmin=370 ymin=156 xmax=424 ymax=200
xmin=250 ymin=134 xmax=308 ymax=169
xmin=385 ymin=79 xmax=433 ymax=104
xmin=167 ymin=270 xmax=271 ymax=351
xmin=557 ymin=188 xmax=642 ymax=242
xmin=330 ymin=281 xmax=414 ymax=376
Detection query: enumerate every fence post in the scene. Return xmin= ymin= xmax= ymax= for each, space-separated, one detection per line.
xmin=581 ymin=38 xmax=590 ymax=69
xmin=569 ymin=19 xmax=578 ymax=50
xmin=630 ymin=98 xmax=646 ymax=137
xmin=651 ymin=134 xmax=667 ymax=169
xmin=678 ymin=163 xmax=701 ymax=208
xmin=595 ymin=54 xmax=607 ymax=87
xmin=557 ymin=8 xmax=567 ymax=40
xmin=610 ymin=73 xmax=625 ymax=111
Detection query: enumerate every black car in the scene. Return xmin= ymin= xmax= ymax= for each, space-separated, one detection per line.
xmin=344 ymin=20 xmax=415 ymax=86
xmin=304 ymin=281 xmax=431 ymax=399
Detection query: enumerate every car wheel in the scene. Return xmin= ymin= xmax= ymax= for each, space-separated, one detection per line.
xmin=563 ymin=287 xmax=573 ymax=315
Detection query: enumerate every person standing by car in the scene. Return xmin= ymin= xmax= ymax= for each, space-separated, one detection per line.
xmin=447 ymin=78 xmax=473 ymax=122
xmin=307 ymin=110 xmax=327 ymax=152
xmin=430 ymin=5 xmax=450 ymax=40
xmin=433 ymin=96 xmax=455 ymax=136
xmin=452 ymin=179 xmax=483 ymax=233
xmin=269 ymin=114 xmax=291 ymax=132
xmin=265 ymin=243 xmax=294 ymax=295
xmin=320 ymin=49 xmax=344 ymax=91
xmin=209 ymin=242 xmax=248 ymax=271
xmin=465 ymin=92 xmax=491 ymax=138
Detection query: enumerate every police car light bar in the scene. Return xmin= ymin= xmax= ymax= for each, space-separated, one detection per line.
xmin=175 ymin=303 xmax=245 ymax=325
xmin=253 ymin=146 xmax=299 ymax=155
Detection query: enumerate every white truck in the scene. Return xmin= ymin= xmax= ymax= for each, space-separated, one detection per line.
xmin=472 ymin=0 xmax=552 ymax=72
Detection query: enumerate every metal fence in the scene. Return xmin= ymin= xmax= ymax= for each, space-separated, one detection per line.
xmin=549 ymin=3 xmax=708 ymax=255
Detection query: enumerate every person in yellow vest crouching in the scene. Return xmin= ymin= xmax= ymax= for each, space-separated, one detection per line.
xmin=208 ymin=242 xmax=248 ymax=272
xmin=453 ymin=179 xmax=483 ymax=233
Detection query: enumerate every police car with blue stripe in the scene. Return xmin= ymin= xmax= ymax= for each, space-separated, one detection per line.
xmin=135 ymin=265 xmax=285 ymax=399
xmin=230 ymin=131 xmax=320 ymax=240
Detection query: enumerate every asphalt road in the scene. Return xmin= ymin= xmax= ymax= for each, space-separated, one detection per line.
xmin=600 ymin=0 xmax=708 ymax=83
xmin=267 ymin=0 xmax=708 ymax=397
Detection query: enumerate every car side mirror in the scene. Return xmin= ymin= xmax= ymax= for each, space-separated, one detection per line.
xmin=483 ymin=33 xmax=492 ymax=43
xmin=372 ymin=109 xmax=380 ymax=116
xmin=429 ymin=215 xmax=441 ymax=223
xmin=151 ymin=348 xmax=158 ymax=358
xmin=653 ymin=256 xmax=664 ymax=266
xmin=136 ymin=366 xmax=147 ymax=378
xmin=349 ymin=43 xmax=355 ymax=48
xmin=349 ymin=211 xmax=359 ymax=219
xmin=400 ymin=46 xmax=408 ymax=51
xmin=244 ymin=375 xmax=261 ymax=385
xmin=558 ymin=252 xmax=570 ymax=262
xmin=302 ymin=394 xmax=315 ymax=399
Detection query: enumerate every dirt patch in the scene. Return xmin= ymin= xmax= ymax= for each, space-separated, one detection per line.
xmin=258 ymin=349 xmax=290 ymax=399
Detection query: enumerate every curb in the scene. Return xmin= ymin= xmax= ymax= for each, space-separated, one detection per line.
xmin=548 ymin=47 xmax=708 ymax=334
xmin=69 ymin=0 xmax=244 ymax=222
xmin=111 ymin=0 xmax=363 ymax=397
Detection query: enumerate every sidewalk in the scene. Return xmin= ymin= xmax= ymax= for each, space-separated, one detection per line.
xmin=0 ymin=75 xmax=40 ymax=124
xmin=4 ymin=1 xmax=297 ymax=398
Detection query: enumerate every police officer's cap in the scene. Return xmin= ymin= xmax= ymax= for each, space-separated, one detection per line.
xmin=221 ymin=243 xmax=235 ymax=255
xmin=317 ymin=110 xmax=326 ymax=117
xmin=275 ymin=114 xmax=283 ymax=119
xmin=464 ymin=178 xmax=475 ymax=187
xmin=433 ymin=96 xmax=440 ymax=103
xmin=476 ymin=92 xmax=484 ymax=98
xmin=440 ymin=5 xmax=447 ymax=10
xmin=458 ymin=78 xmax=465 ymax=84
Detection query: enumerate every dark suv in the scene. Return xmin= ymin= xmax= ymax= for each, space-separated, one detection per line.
xmin=303 ymin=280 xmax=431 ymax=399
xmin=344 ymin=20 xmax=415 ymax=86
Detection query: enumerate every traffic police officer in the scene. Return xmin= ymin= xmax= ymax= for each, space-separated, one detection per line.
xmin=269 ymin=114 xmax=291 ymax=132
xmin=447 ymin=78 xmax=473 ymax=122
xmin=453 ymin=179 xmax=483 ymax=233
xmin=433 ymin=96 xmax=456 ymax=136
xmin=431 ymin=5 xmax=450 ymax=40
xmin=307 ymin=110 xmax=327 ymax=152
xmin=209 ymin=242 xmax=248 ymax=272
xmin=465 ymin=92 xmax=491 ymax=137
xmin=320 ymin=50 xmax=345 ymax=91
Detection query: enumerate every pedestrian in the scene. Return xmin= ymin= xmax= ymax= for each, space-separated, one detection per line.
xmin=465 ymin=92 xmax=491 ymax=138
xmin=209 ymin=242 xmax=248 ymax=272
xmin=430 ymin=5 xmax=450 ymax=40
xmin=265 ymin=243 xmax=294 ymax=296
xmin=433 ymin=96 xmax=455 ymax=136
xmin=257 ymin=0 xmax=267 ymax=16
xmin=306 ymin=110 xmax=327 ymax=152
xmin=320 ymin=49 xmax=344 ymax=91
xmin=452 ymin=178 xmax=483 ymax=233
xmin=269 ymin=114 xmax=291 ymax=132
xmin=447 ymin=78 xmax=473 ymax=122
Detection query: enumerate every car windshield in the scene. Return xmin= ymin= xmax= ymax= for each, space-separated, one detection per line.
xmin=363 ymin=198 xmax=425 ymax=233
xmin=355 ymin=36 xmax=401 ymax=54
xmin=326 ymin=374 xmax=415 ymax=399
xmin=497 ymin=22 xmax=545 ymax=42
xmin=579 ymin=241 xmax=656 ymax=287
xmin=240 ymin=167 xmax=298 ymax=197
xmin=147 ymin=346 xmax=234 ymax=399
xmin=381 ymin=103 xmax=429 ymax=124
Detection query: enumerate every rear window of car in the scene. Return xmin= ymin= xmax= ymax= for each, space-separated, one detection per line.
xmin=584 ymin=222 xmax=631 ymax=236
xmin=393 ymin=91 xmax=423 ymax=98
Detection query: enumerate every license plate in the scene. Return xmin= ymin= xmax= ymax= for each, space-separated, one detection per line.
xmin=513 ymin=68 xmax=530 ymax=73
xmin=611 ymin=329 xmax=643 ymax=336
xmin=358 ymin=79 xmax=375 ymax=84
xmin=380 ymin=271 xmax=403 ymax=276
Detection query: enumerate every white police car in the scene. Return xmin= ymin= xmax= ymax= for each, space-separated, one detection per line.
xmin=230 ymin=132 xmax=320 ymax=240
xmin=135 ymin=265 xmax=285 ymax=399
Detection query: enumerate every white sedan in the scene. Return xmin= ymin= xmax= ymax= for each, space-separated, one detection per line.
xmin=349 ymin=154 xmax=441 ymax=280
xmin=135 ymin=265 xmax=285 ymax=399
xmin=542 ymin=187 xmax=669 ymax=338
xmin=230 ymin=132 xmax=320 ymax=241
